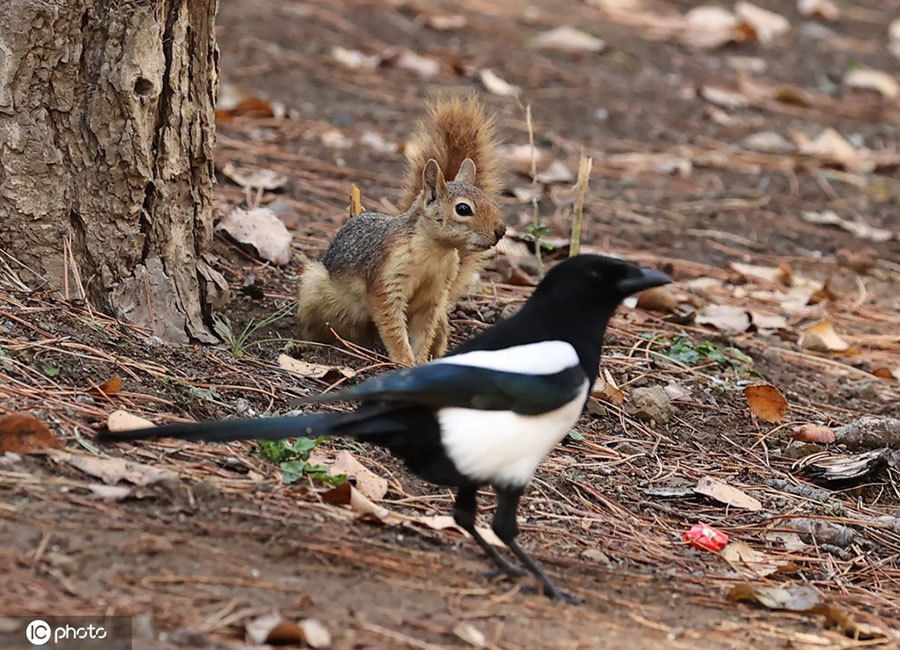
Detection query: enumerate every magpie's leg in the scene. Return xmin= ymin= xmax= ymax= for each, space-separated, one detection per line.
xmin=492 ymin=486 xmax=582 ymax=604
xmin=453 ymin=486 xmax=526 ymax=578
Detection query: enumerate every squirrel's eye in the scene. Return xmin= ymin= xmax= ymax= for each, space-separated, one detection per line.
xmin=454 ymin=202 xmax=473 ymax=217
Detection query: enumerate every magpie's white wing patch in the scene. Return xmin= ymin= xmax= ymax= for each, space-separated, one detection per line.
xmin=437 ymin=340 xmax=579 ymax=376
xmin=438 ymin=380 xmax=589 ymax=487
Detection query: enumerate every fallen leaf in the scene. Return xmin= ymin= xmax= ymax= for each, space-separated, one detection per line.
xmin=392 ymin=50 xmax=440 ymax=78
xmin=734 ymin=2 xmax=790 ymax=44
xmin=606 ymin=152 xmax=692 ymax=176
xmin=807 ymin=279 xmax=838 ymax=305
xmin=728 ymin=583 xmax=821 ymax=611
xmin=89 ymin=484 xmax=133 ymax=500
xmin=749 ymin=311 xmax=787 ymax=331
xmin=741 ymin=130 xmax=795 ymax=154
xmin=728 ymin=262 xmax=789 ymax=284
xmin=478 ymin=69 xmax=519 ymax=97
xmin=872 ymin=367 xmax=900 ymax=381
xmin=798 ymin=129 xmax=874 ymax=173
xmin=744 ymin=384 xmax=788 ymax=423
xmin=529 ymin=26 xmax=605 ymax=52
xmin=720 ymin=541 xmax=786 ymax=577
xmin=454 ymin=622 xmax=486 ymax=648
xmin=590 ymin=369 xmax=624 ymax=404
xmin=427 ymin=14 xmax=467 ymax=31
xmin=277 ymin=354 xmax=356 ymax=382
xmin=221 ymin=161 xmax=287 ymax=190
xmin=799 ymin=320 xmax=853 ymax=353
xmin=107 ymin=409 xmax=155 ymax=432
xmin=298 ymin=619 xmax=332 ymax=649
xmin=791 ymin=424 xmax=836 ymax=444
xmin=798 ymin=0 xmax=839 ymax=21
xmin=246 ymin=614 xmax=304 ymax=646
xmin=681 ymin=6 xmax=743 ymax=49
xmin=309 ymin=449 xmax=387 ymax=500
xmin=413 ymin=514 xmax=504 ymax=547
xmin=700 ymin=85 xmax=749 ymax=109
xmin=535 ymin=160 xmax=575 ymax=184
xmin=331 ymin=46 xmax=380 ymax=70
xmin=49 ymin=450 xmax=176 ymax=486
xmin=696 ymin=304 xmax=751 ymax=334
xmin=347 ymin=485 xmax=402 ymax=524
xmin=695 ymin=476 xmax=763 ymax=511
xmin=843 ymin=69 xmax=899 ymax=99
xmin=0 ymin=412 xmax=63 ymax=453
xmin=636 ymin=286 xmax=679 ymax=313
xmin=89 ymin=376 xmax=123 ymax=398
xmin=216 ymin=207 xmax=293 ymax=266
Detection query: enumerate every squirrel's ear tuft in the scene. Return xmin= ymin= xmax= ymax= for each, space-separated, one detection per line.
xmin=422 ymin=159 xmax=445 ymax=203
xmin=454 ymin=158 xmax=477 ymax=183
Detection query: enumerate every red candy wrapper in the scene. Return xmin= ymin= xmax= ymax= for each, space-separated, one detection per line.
xmin=683 ymin=523 xmax=729 ymax=551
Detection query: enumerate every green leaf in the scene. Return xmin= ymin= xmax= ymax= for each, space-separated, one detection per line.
xmin=41 ymin=363 xmax=60 ymax=377
xmin=566 ymin=429 xmax=585 ymax=441
xmin=666 ymin=336 xmax=700 ymax=364
xmin=258 ymin=440 xmax=291 ymax=463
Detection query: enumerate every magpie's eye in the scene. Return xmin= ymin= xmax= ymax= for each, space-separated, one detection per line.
xmin=454 ymin=202 xmax=473 ymax=217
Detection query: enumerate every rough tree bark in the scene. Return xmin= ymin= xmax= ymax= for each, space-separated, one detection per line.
xmin=0 ymin=0 xmax=228 ymax=342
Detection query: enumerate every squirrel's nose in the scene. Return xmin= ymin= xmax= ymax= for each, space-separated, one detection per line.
xmin=493 ymin=224 xmax=507 ymax=243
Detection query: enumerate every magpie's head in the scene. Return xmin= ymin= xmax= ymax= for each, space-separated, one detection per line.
xmin=540 ymin=254 xmax=672 ymax=304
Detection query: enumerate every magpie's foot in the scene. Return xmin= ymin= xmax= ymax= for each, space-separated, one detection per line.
xmin=546 ymin=586 xmax=583 ymax=605
xmin=481 ymin=565 xmax=528 ymax=581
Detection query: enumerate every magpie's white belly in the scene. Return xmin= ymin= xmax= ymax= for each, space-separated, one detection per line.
xmin=437 ymin=380 xmax=589 ymax=486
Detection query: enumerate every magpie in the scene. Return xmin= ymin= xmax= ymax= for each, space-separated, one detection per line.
xmin=98 ymin=254 xmax=670 ymax=602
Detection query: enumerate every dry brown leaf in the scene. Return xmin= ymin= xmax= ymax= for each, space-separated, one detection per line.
xmin=49 ymin=450 xmax=176 ymax=486
xmin=791 ymin=424 xmax=836 ymax=444
xmin=741 ymin=130 xmax=795 ymax=154
xmin=720 ymin=541 xmax=785 ymax=577
xmin=801 ymin=210 xmax=893 ymax=242
xmin=107 ymin=409 xmax=155 ymax=432
xmin=90 ymin=376 xmax=123 ymax=398
xmin=277 ymin=354 xmax=356 ymax=382
xmin=744 ymin=384 xmax=788 ymax=423
xmin=414 ymin=514 xmax=504 ymax=547
xmin=728 ymin=583 xmax=821 ymax=611
xmin=728 ymin=262 xmax=789 ymax=284
xmin=872 ymin=367 xmax=900 ymax=381
xmin=636 ymin=286 xmax=679 ymax=313
xmin=799 ymin=320 xmax=853 ymax=353
xmin=798 ymin=0 xmax=839 ymax=21
xmin=695 ymin=476 xmax=762 ymax=511
xmin=749 ymin=311 xmax=787 ymax=331
xmin=843 ymin=69 xmax=899 ymax=99
xmin=246 ymin=614 xmax=305 ymax=646
xmin=764 ymin=530 xmax=806 ymax=551
xmin=734 ymin=2 xmax=790 ymax=44
xmin=529 ymin=26 xmax=605 ymax=52
xmin=309 ymin=449 xmax=387 ymax=500
xmin=478 ymin=69 xmax=519 ymax=97
xmin=696 ymin=304 xmax=751 ymax=334
xmin=0 ymin=412 xmax=64 ymax=453
xmin=807 ymin=279 xmax=838 ymax=305
xmin=590 ymin=369 xmax=624 ymax=404
xmin=216 ymin=207 xmax=293 ymax=265
xmin=298 ymin=619 xmax=332 ymax=648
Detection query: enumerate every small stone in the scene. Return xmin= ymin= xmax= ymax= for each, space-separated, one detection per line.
xmin=585 ymin=398 xmax=608 ymax=418
xmin=627 ymin=385 xmax=672 ymax=424
xmin=581 ymin=548 xmax=611 ymax=565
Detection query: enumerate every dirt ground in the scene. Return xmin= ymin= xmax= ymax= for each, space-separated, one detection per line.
xmin=1 ymin=0 xmax=899 ymax=648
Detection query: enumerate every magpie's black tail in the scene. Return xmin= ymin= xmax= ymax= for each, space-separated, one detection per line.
xmin=96 ymin=405 xmax=400 ymax=446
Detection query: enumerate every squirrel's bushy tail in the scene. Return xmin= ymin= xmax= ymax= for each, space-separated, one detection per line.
xmin=400 ymin=95 xmax=501 ymax=209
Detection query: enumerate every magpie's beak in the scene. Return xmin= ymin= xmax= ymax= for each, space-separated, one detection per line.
xmin=616 ymin=268 xmax=672 ymax=296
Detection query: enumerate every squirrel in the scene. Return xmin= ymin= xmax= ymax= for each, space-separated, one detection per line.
xmin=296 ymin=95 xmax=505 ymax=366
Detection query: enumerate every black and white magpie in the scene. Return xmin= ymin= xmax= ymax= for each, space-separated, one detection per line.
xmin=98 ymin=254 xmax=670 ymax=602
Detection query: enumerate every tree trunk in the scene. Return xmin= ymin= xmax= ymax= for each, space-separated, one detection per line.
xmin=0 ymin=0 xmax=228 ymax=342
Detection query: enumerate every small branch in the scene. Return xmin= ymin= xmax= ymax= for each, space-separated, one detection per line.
xmin=833 ymin=417 xmax=900 ymax=450
xmin=570 ymin=155 xmax=592 ymax=257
